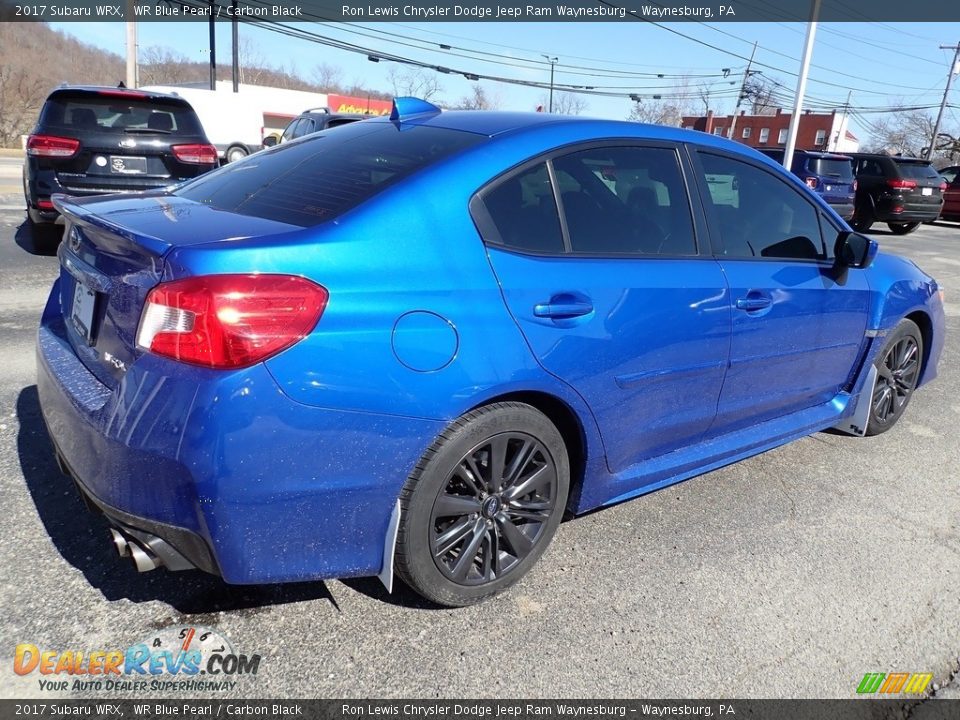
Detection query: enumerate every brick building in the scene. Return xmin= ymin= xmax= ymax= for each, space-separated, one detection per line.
xmin=680 ymin=108 xmax=859 ymax=153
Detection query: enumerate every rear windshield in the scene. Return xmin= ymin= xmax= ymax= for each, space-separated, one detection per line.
xmin=894 ymin=160 xmax=940 ymax=180
xmin=40 ymin=92 xmax=203 ymax=135
xmin=810 ymin=157 xmax=854 ymax=180
xmin=174 ymin=122 xmax=484 ymax=227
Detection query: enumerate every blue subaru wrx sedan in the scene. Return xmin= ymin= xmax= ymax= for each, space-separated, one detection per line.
xmin=37 ymin=98 xmax=945 ymax=606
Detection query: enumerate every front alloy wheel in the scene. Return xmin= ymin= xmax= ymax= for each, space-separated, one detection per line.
xmin=867 ymin=319 xmax=922 ymax=435
xmin=396 ymin=402 xmax=569 ymax=606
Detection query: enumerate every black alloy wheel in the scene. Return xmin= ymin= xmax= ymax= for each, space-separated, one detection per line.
xmin=867 ymin=319 xmax=923 ymax=435
xmin=888 ymin=222 xmax=920 ymax=235
xmin=430 ymin=432 xmax=558 ymax=585
xmin=396 ymin=402 xmax=569 ymax=606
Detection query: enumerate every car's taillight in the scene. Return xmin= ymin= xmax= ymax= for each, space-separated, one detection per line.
xmin=171 ymin=144 xmax=218 ymax=164
xmin=852 ymin=179 xmax=858 ymax=192
xmin=136 ymin=274 xmax=327 ymax=369
xmin=805 ymin=177 xmax=818 ymax=189
xmin=940 ymin=181 xmax=948 ymax=191
xmin=887 ymin=178 xmax=917 ymax=190
xmin=27 ymin=134 xmax=80 ymax=158
xmin=36 ymin=199 xmax=54 ymax=210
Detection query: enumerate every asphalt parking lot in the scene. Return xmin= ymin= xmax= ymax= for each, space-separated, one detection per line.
xmin=0 ymin=152 xmax=958 ymax=700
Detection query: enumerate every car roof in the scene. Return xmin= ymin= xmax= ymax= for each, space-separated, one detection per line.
xmin=302 ymin=111 xmax=367 ymax=121
xmin=360 ymin=109 xmax=772 ymax=153
xmin=848 ymin=152 xmax=931 ymax=163
xmin=46 ymin=85 xmax=188 ymax=102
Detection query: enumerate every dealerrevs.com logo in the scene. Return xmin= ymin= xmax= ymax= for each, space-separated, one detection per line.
xmin=13 ymin=626 xmax=261 ymax=693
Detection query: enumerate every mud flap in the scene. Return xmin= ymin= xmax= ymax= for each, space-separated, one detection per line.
xmin=833 ymin=364 xmax=877 ymax=436
xmin=377 ymin=499 xmax=401 ymax=593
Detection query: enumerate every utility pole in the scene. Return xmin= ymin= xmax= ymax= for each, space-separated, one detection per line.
xmin=124 ymin=0 xmax=137 ymax=88
xmin=783 ymin=0 xmax=821 ymax=168
xmin=231 ymin=0 xmax=239 ymax=92
xmin=927 ymin=42 xmax=960 ymax=160
xmin=208 ymin=0 xmax=217 ymax=91
xmin=833 ymin=90 xmax=851 ymax=151
xmin=543 ymin=55 xmax=558 ymax=113
xmin=728 ymin=41 xmax=757 ymax=142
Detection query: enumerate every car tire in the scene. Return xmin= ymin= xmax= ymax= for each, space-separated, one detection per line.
xmin=865 ymin=319 xmax=923 ymax=436
xmin=887 ymin=222 xmax=920 ymax=235
xmin=225 ymin=145 xmax=248 ymax=163
xmin=395 ymin=402 xmax=570 ymax=607
xmin=26 ymin=216 xmax=62 ymax=252
xmin=850 ymin=210 xmax=873 ymax=233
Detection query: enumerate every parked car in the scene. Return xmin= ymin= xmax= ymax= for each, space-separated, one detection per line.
xmin=936 ymin=166 xmax=960 ymax=222
xmin=262 ymin=107 xmax=367 ymax=147
xmin=37 ymin=98 xmax=945 ymax=607
xmin=847 ymin=153 xmax=945 ymax=234
xmin=24 ymin=86 xmax=218 ymax=228
xmin=758 ymin=148 xmax=856 ymax=220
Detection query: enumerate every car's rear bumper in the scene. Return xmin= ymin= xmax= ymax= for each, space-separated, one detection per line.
xmin=827 ymin=201 xmax=854 ymax=220
xmin=25 ymin=165 xmax=197 ymax=222
xmin=36 ymin=279 xmax=444 ymax=584
xmin=872 ymin=196 xmax=942 ymax=223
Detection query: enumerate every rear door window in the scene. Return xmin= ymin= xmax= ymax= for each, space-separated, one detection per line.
xmin=39 ymin=92 xmax=202 ymax=135
xmin=175 ymin=122 xmax=484 ymax=227
xmin=552 ymin=145 xmax=696 ymax=255
xmin=479 ymin=162 xmax=565 ymax=254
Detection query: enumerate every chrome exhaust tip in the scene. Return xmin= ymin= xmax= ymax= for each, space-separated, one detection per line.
xmin=129 ymin=540 xmax=160 ymax=572
xmin=110 ymin=528 xmax=130 ymax=558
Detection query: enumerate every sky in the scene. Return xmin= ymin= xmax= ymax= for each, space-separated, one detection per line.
xmin=50 ymin=19 xmax=960 ymax=143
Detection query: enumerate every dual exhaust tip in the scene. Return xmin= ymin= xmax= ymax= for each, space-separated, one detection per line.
xmin=109 ymin=527 xmax=159 ymax=572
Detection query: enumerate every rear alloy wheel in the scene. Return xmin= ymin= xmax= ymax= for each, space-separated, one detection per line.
xmin=225 ymin=145 xmax=248 ymax=163
xmin=866 ymin=319 xmax=923 ymax=436
xmin=887 ymin=222 xmax=920 ymax=235
xmin=850 ymin=213 xmax=874 ymax=233
xmin=396 ymin=402 xmax=569 ymax=606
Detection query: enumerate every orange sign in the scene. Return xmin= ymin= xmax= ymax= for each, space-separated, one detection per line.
xmin=327 ymin=94 xmax=392 ymax=116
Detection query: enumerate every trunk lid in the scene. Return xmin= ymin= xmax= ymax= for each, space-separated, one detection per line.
xmin=53 ymin=194 xmax=303 ymax=388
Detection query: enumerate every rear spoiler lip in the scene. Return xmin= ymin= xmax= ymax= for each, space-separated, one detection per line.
xmin=52 ymin=193 xmax=173 ymax=258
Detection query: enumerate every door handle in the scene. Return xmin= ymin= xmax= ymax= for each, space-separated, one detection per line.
xmin=735 ymin=295 xmax=772 ymax=311
xmin=533 ymin=300 xmax=594 ymax=319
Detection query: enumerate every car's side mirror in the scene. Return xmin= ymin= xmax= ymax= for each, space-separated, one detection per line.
xmin=835 ymin=231 xmax=878 ymax=269
xmin=261 ymin=135 xmax=278 ymax=148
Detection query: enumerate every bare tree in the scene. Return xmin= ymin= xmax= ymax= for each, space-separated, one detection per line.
xmin=387 ymin=67 xmax=443 ymax=101
xmin=626 ymin=78 xmax=697 ymax=126
xmin=138 ymin=46 xmax=199 ymax=86
xmin=455 ymin=84 xmax=501 ymax=110
xmin=866 ymin=109 xmax=958 ymax=160
xmin=0 ymin=65 xmax=45 ymax=147
xmin=627 ymin=99 xmax=687 ymax=126
xmin=697 ymin=82 xmax=714 ymax=115
xmin=312 ymin=62 xmax=344 ymax=93
xmin=742 ymin=76 xmax=778 ymax=115
xmin=543 ymin=91 xmax=587 ymax=116
xmin=238 ymin=36 xmax=266 ymax=85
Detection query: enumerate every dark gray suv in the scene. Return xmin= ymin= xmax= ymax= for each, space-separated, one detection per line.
xmin=263 ymin=108 xmax=367 ymax=147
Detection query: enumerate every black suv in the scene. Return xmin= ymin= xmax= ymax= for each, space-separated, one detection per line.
xmin=847 ymin=153 xmax=945 ymax=234
xmin=263 ymin=108 xmax=367 ymax=147
xmin=24 ymin=86 xmax=218 ymax=226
